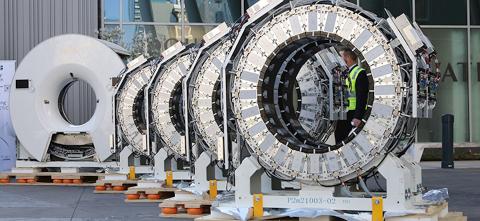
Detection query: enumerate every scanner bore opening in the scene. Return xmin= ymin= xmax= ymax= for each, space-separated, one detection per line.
xmin=58 ymin=78 xmax=97 ymax=126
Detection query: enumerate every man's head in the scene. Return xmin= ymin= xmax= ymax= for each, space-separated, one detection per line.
xmin=341 ymin=49 xmax=358 ymax=67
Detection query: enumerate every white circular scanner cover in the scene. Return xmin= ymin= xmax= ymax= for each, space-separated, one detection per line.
xmin=231 ymin=4 xmax=404 ymax=185
xmin=190 ymin=39 xmax=232 ymax=157
xmin=117 ymin=61 xmax=156 ymax=153
xmin=151 ymin=52 xmax=194 ymax=159
xmin=11 ymin=34 xmax=125 ymax=162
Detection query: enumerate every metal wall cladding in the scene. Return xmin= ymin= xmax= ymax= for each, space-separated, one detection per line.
xmin=0 ymin=0 xmax=100 ymax=125
xmin=0 ymin=0 xmax=100 ymax=64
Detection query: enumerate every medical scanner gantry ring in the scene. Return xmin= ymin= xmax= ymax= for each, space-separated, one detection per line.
xmin=10 ymin=34 xmax=125 ymax=162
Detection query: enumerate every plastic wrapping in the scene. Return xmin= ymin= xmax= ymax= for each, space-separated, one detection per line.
xmin=212 ymin=206 xmax=371 ymax=221
xmin=423 ymin=188 xmax=449 ymax=203
xmin=281 ymin=209 xmax=368 ymax=221
xmin=138 ymin=173 xmax=155 ymax=180
xmin=176 ymin=182 xmax=206 ymax=196
xmin=212 ymin=206 xmax=252 ymax=221
xmin=174 ymin=181 xmax=191 ymax=189
xmin=214 ymin=191 xmax=235 ymax=203
xmin=211 ymin=188 xmax=449 ymax=221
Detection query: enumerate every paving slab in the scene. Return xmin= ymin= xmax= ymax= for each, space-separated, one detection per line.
xmin=422 ymin=168 xmax=480 ymax=220
xmin=421 ymin=160 xmax=480 ymax=169
xmin=0 ymin=186 xmax=187 ymax=221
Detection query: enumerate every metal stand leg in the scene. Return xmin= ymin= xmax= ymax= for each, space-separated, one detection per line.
xmin=194 ymin=152 xmax=228 ymax=192
xmin=153 ymin=148 xmax=192 ymax=181
xmin=119 ymin=146 xmax=133 ymax=174
xmin=118 ymin=146 xmax=153 ymax=175
xmin=154 ymin=148 xmax=169 ymax=180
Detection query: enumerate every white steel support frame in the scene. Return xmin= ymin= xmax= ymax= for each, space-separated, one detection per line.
xmin=148 ymin=42 xmax=193 ymax=161
xmin=15 ymin=160 xmax=119 ymax=170
xmin=183 ymin=23 xmax=232 ymax=193
xmin=182 ymin=43 xmax=199 ymax=162
xmin=113 ymin=56 xmax=158 ymax=176
xmin=146 ymin=42 xmax=192 ymax=183
xmin=386 ymin=17 xmax=418 ymax=118
xmin=153 ymin=148 xmax=192 ymax=181
xmin=193 ymin=152 xmax=228 ymax=192
xmin=117 ymin=146 xmax=153 ymax=174
xmin=233 ymin=153 xmax=424 ymax=213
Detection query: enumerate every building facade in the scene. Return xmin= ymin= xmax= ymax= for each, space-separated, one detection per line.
xmin=350 ymin=0 xmax=480 ymax=146
xmin=0 ymin=0 xmax=100 ymax=65
xmin=102 ymin=0 xmax=480 ymax=147
xmin=0 ymin=0 xmax=478 ymax=147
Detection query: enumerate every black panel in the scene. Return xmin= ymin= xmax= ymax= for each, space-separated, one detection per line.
xmin=15 ymin=79 xmax=29 ymax=89
xmin=111 ymin=77 xmax=121 ymax=86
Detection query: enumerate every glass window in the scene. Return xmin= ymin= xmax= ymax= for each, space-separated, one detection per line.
xmin=360 ymin=0 xmax=412 ymax=19
xmin=122 ymin=25 xmax=181 ymax=58
xmin=104 ymin=0 xmax=121 ymax=22
xmin=347 ymin=0 xmax=358 ymax=5
xmin=184 ymin=0 xmax=241 ymax=24
xmin=471 ymin=0 xmax=480 ymax=25
xmin=417 ymin=29 xmax=469 ymax=142
xmin=415 ymin=0 xmax=467 ymax=25
xmin=99 ymin=24 xmax=124 ymax=47
xmin=183 ymin=25 xmax=217 ymax=45
xmin=123 ymin=0 xmax=181 ymax=23
xmin=245 ymin=0 xmax=258 ymax=9
xmin=470 ymin=29 xmax=480 ymax=143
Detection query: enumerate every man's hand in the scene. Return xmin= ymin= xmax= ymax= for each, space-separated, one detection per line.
xmin=351 ymin=118 xmax=362 ymax=127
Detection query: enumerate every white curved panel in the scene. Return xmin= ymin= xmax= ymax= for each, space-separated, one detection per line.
xmin=151 ymin=48 xmax=195 ymax=159
xmin=11 ymin=34 xmax=125 ymax=161
xmin=117 ymin=59 xmax=156 ymax=153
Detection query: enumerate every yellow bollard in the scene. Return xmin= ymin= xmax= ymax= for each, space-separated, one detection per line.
xmin=165 ymin=171 xmax=173 ymax=187
xmin=128 ymin=166 xmax=136 ymax=180
xmin=209 ymin=180 xmax=217 ymax=200
xmin=371 ymin=196 xmax=383 ymax=221
xmin=253 ymin=194 xmax=263 ymax=218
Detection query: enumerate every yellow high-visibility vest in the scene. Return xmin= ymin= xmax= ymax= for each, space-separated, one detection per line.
xmin=345 ymin=66 xmax=365 ymax=110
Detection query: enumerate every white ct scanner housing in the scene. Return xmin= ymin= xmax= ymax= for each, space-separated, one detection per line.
xmin=185 ymin=23 xmax=234 ymax=192
xmin=218 ymin=0 xmax=440 ymax=214
xmin=10 ymin=34 xmax=125 ymax=169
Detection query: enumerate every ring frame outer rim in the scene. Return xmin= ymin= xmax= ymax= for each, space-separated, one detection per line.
xmin=231 ymin=5 xmax=403 ymax=185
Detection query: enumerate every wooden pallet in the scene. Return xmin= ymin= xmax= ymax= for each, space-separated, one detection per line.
xmin=159 ymin=198 xmax=213 ymax=218
xmin=162 ymin=213 xmax=207 ymax=219
xmin=0 ymin=171 xmax=105 ymax=186
xmin=93 ymin=179 xmax=138 ymax=193
xmin=196 ymin=215 xmax=295 ymax=221
xmin=195 ymin=202 xmax=467 ymax=221
xmin=0 ymin=182 xmax=96 ymax=187
xmin=124 ymin=186 xmax=177 ymax=203
xmin=386 ymin=203 xmax=467 ymax=221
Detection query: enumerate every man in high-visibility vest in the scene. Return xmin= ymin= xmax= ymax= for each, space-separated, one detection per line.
xmin=335 ymin=49 xmax=369 ymax=144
